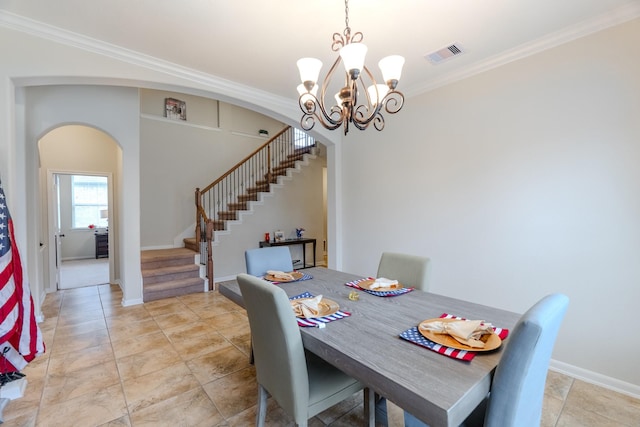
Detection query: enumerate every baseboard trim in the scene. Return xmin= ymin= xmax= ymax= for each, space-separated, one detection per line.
xmin=549 ymin=359 xmax=640 ymax=399
xmin=121 ymin=297 xmax=144 ymax=307
xmin=214 ymin=274 xmax=237 ymax=284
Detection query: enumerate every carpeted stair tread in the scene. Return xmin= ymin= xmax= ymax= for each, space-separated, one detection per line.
xmin=142 ymin=263 xmax=199 ymax=279
xmin=143 ymin=276 xmax=203 ymax=291
xmin=141 ymin=248 xmax=196 ymax=270
xmin=140 ymin=247 xmax=204 ymax=302
xmin=141 ymin=248 xmax=196 ymax=261
xmin=142 ymin=262 xmax=198 ymax=273
xmin=183 ymin=237 xmax=198 ymax=252
xmin=143 ymin=277 xmax=204 ymax=302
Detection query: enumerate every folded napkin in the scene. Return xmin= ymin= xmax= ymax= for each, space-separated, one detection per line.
xmin=369 ymin=277 xmax=399 ymax=289
xmin=291 ymin=294 xmax=323 ymax=318
xmin=344 ymin=277 xmax=414 ymax=297
xmin=267 ymin=270 xmax=295 ymax=281
xmin=419 ymin=319 xmax=494 ymax=348
xmin=290 ymin=292 xmax=352 ymax=327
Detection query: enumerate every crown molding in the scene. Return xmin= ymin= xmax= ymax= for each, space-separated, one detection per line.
xmin=0 ymin=10 xmax=346 ymax=144
xmin=405 ymin=2 xmax=640 ymax=97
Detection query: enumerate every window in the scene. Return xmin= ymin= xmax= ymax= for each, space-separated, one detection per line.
xmin=72 ymin=175 xmax=108 ymax=228
xmin=294 ymin=127 xmax=315 ymax=148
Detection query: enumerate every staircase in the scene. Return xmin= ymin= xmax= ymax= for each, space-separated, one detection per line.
xmin=207 ymin=147 xmax=314 ymax=234
xmin=195 ymin=126 xmax=316 ymax=245
xmin=141 ymin=248 xmax=205 ymax=302
xmin=145 ymin=126 xmax=315 ymax=300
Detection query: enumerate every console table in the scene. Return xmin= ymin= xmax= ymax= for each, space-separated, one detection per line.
xmin=259 ymin=238 xmax=316 ymax=269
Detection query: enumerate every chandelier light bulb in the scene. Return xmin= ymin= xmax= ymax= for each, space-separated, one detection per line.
xmin=367 ymin=84 xmax=389 ymax=106
xmin=297 ymin=58 xmax=323 ymax=91
xmin=379 ymin=55 xmax=405 ymax=88
xmin=339 ymin=43 xmax=368 ymax=80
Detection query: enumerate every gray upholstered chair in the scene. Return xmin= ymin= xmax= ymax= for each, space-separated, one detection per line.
xmin=237 ymin=273 xmax=373 ymax=427
xmin=375 ymin=252 xmax=432 ymax=425
xmin=245 ymin=246 xmax=294 ymax=276
xmin=376 ymin=252 xmax=431 ymax=291
xmin=403 ymin=293 xmax=570 ymax=427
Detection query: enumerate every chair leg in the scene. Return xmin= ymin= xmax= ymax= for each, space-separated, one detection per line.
xmin=363 ymin=388 xmax=375 ymax=427
xmin=256 ymin=384 xmax=267 ymax=427
xmin=374 ymin=395 xmax=389 ymax=427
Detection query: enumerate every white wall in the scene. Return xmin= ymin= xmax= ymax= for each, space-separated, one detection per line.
xmin=341 ymin=19 xmax=640 ymax=393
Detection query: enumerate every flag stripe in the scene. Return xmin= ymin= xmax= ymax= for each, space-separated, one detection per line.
xmin=0 ymin=179 xmax=45 ymax=373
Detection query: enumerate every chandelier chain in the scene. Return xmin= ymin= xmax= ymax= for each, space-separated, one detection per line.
xmin=344 ymin=0 xmax=350 ymax=34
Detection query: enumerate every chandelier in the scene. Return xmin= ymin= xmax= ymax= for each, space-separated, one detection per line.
xmin=296 ymin=0 xmax=405 ymax=135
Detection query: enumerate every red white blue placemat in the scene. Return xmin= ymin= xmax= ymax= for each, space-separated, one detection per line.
xmin=345 ymin=277 xmax=414 ymax=297
xmin=290 ymin=292 xmax=351 ymax=327
xmin=399 ymin=313 xmax=510 ymax=361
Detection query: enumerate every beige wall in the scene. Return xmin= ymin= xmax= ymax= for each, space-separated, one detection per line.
xmin=342 ymin=19 xmax=640 ymax=389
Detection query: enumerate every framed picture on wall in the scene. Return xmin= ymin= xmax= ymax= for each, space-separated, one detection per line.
xmin=164 ymin=98 xmax=186 ymax=120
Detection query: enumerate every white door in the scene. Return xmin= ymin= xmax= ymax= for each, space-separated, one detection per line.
xmin=48 ymin=173 xmax=63 ymax=291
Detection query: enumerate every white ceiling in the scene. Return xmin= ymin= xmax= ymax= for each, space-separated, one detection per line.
xmin=2 ymin=0 xmax=640 ymax=100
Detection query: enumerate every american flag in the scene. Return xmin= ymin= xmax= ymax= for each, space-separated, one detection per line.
xmin=0 ymin=179 xmax=44 ymax=373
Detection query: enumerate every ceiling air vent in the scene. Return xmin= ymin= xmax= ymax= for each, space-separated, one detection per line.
xmin=425 ymin=43 xmax=464 ymax=64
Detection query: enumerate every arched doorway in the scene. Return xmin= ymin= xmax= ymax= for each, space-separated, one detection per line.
xmin=38 ymin=125 xmax=120 ymax=292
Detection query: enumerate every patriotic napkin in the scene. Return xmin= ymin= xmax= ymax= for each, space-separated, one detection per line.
xmin=289 ymin=292 xmax=351 ymax=327
xmin=264 ymin=272 xmax=313 ymax=284
xmin=267 ymin=270 xmax=295 ymax=281
xmin=399 ymin=313 xmax=509 ymax=361
xmin=419 ymin=319 xmax=494 ymax=348
xmin=345 ymin=277 xmax=414 ymax=297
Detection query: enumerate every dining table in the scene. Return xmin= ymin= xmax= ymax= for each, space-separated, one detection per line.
xmin=218 ymin=267 xmax=520 ymax=427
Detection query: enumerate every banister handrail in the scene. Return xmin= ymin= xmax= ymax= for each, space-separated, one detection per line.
xmin=200 ymin=126 xmax=291 ymax=195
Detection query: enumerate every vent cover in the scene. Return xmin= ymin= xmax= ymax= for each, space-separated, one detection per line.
xmin=425 ymin=43 xmax=464 ymax=64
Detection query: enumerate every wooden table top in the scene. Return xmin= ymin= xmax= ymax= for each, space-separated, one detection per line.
xmin=219 ymin=267 xmax=520 ymax=427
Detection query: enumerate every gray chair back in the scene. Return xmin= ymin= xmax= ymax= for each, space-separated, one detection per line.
xmin=245 ymin=246 xmax=294 ymax=276
xmin=484 ymin=293 xmax=569 ymax=427
xmin=377 ymin=252 xmax=431 ymax=291
xmin=403 ymin=293 xmax=570 ymax=427
xmin=237 ymin=273 xmax=309 ymax=420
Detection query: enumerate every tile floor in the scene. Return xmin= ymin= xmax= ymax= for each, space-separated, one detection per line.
xmin=2 ymin=284 xmax=639 ymax=426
